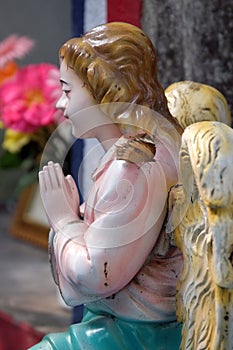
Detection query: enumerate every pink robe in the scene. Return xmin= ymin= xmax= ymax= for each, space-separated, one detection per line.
xmin=50 ymin=137 xmax=183 ymax=322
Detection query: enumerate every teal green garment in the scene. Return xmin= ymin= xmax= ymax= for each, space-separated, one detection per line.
xmin=29 ymin=308 xmax=182 ymax=350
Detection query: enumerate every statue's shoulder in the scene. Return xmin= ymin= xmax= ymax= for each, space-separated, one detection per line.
xmin=114 ymin=134 xmax=156 ymax=164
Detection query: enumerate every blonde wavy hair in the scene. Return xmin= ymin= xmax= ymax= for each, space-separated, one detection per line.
xmin=59 ymin=22 xmax=182 ymax=135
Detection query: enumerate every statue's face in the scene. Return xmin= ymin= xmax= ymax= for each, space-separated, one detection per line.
xmin=56 ymin=60 xmax=95 ymax=119
xmin=56 ymin=60 xmax=114 ymax=139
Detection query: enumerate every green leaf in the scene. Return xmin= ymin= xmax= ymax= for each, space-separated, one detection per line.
xmin=0 ymin=151 xmax=23 ymax=168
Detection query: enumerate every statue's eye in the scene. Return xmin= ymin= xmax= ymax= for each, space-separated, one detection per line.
xmin=63 ymin=89 xmax=71 ymax=96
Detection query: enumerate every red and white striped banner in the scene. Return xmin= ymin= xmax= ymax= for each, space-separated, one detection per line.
xmin=83 ymin=0 xmax=142 ymax=32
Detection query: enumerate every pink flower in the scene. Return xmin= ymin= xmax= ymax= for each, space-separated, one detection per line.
xmin=0 ymin=63 xmax=61 ymax=133
xmin=0 ymin=35 xmax=34 ymax=68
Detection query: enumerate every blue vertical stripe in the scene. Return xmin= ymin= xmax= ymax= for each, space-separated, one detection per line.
xmin=71 ymin=0 xmax=85 ymax=37
xmin=70 ymin=0 xmax=85 ymax=323
xmin=70 ymin=0 xmax=85 ymax=204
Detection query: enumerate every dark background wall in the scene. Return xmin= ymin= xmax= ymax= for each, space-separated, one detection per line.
xmin=142 ymin=0 xmax=233 ymax=115
xmin=0 ymin=1 xmax=72 ymax=65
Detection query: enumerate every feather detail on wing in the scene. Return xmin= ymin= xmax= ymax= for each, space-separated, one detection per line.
xmin=165 ymin=81 xmax=231 ymax=129
xmin=170 ymin=121 xmax=233 ymax=350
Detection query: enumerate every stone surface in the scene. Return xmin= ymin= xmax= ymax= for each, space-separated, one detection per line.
xmin=141 ymin=0 xmax=233 ymax=115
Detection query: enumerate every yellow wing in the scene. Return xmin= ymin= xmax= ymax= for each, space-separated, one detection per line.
xmin=169 ymin=121 xmax=233 ymax=350
xmin=165 ymin=80 xmax=231 ymax=128
xmin=165 ymin=81 xmax=233 ymax=349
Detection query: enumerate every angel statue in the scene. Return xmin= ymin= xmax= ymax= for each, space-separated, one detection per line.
xmin=165 ymin=81 xmax=233 ymax=350
xmin=29 ymin=23 xmax=233 ymax=350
